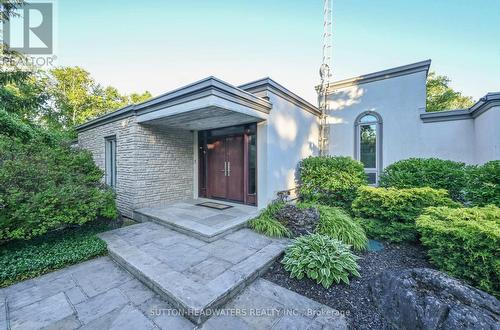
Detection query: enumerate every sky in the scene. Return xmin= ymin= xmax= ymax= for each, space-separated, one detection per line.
xmin=55 ymin=0 xmax=500 ymax=104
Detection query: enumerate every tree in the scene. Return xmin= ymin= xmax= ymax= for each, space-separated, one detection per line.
xmin=426 ymin=72 xmax=474 ymax=112
xmin=48 ymin=67 xmax=152 ymax=129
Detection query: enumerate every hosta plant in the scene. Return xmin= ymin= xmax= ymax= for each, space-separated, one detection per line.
xmin=282 ymin=233 xmax=360 ymax=288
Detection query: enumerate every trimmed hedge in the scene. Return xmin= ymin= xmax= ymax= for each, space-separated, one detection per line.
xmin=299 ymin=156 xmax=367 ymax=209
xmin=0 ymin=221 xmax=110 ymax=287
xmin=352 ymin=186 xmax=460 ymax=242
xmin=379 ymin=158 xmax=467 ymax=202
xmin=466 ymin=160 xmax=500 ymax=207
xmin=298 ymin=203 xmax=368 ymax=251
xmin=416 ymin=206 xmax=500 ymax=297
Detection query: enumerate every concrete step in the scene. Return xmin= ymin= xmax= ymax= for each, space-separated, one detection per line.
xmin=133 ymin=200 xmax=259 ymax=242
xmin=99 ymin=223 xmax=288 ymax=325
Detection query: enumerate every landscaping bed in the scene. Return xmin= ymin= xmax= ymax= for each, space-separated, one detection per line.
xmin=263 ymin=241 xmax=432 ymax=329
xmin=0 ymin=219 xmax=134 ymax=288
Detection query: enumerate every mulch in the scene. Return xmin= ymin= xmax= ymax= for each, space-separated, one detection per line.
xmin=262 ymin=242 xmax=433 ymax=329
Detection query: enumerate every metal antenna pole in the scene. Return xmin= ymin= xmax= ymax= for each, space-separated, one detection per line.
xmin=319 ymin=0 xmax=332 ymax=156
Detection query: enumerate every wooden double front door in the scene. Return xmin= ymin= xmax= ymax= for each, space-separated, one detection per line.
xmin=207 ymin=135 xmax=245 ymax=202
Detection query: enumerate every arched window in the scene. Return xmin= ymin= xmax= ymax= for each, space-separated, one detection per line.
xmin=355 ymin=112 xmax=382 ymax=185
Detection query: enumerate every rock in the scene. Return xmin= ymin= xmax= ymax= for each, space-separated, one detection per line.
xmin=275 ymin=204 xmax=319 ymax=237
xmin=369 ymin=268 xmax=500 ymax=330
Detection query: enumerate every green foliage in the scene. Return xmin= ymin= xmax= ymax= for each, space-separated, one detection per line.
xmin=416 ymin=206 xmax=500 ymax=297
xmin=0 ymin=133 xmax=118 ymax=242
xmin=352 ymin=186 xmax=459 ymax=242
xmin=298 ymin=203 xmax=367 ymax=251
xmin=426 ymin=72 xmax=474 ymax=112
xmin=379 ymin=158 xmax=467 ymax=202
xmin=0 ymin=221 xmax=110 ymax=287
xmin=466 ymin=161 xmax=500 ymax=207
xmin=48 ymin=67 xmax=152 ymax=129
xmin=249 ymin=201 xmax=291 ymax=238
xmin=356 ymin=218 xmax=418 ymax=243
xmin=299 ymin=156 xmax=367 ymax=209
xmin=282 ymin=233 xmax=360 ymax=288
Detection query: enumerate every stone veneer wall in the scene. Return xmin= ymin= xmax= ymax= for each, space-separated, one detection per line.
xmin=78 ymin=116 xmax=194 ymax=218
xmin=133 ymin=123 xmax=194 ymax=209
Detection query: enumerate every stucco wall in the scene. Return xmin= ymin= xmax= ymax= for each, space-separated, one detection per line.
xmin=474 ymin=105 xmax=500 ymax=164
xmin=325 ymin=71 xmax=479 ymax=169
xmin=78 ymin=117 xmax=194 ymax=217
xmin=256 ymin=91 xmax=319 ymax=207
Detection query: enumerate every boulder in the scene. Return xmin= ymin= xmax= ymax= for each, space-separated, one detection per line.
xmin=369 ymin=268 xmax=500 ymax=330
xmin=275 ymin=204 xmax=319 ymax=237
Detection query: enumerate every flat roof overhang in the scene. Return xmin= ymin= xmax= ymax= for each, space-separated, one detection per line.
xmin=76 ymin=77 xmax=272 ymax=132
xmin=136 ymin=93 xmax=269 ymax=130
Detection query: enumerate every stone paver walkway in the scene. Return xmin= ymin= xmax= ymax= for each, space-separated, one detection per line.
xmin=133 ymin=199 xmax=259 ymax=242
xmin=1 ymin=257 xmax=346 ymax=329
xmin=99 ymin=222 xmax=288 ymax=324
xmin=1 ymin=257 xmax=195 ymax=330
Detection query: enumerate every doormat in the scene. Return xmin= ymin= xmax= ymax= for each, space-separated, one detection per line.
xmin=196 ymin=202 xmax=233 ymax=210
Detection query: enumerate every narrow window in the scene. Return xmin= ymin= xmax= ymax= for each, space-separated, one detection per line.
xmin=105 ymin=136 xmax=117 ymax=188
xmin=355 ymin=113 xmax=382 ymax=185
xmin=248 ymin=130 xmax=257 ymax=195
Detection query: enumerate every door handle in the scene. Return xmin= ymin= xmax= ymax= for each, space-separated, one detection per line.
xmin=227 ymin=161 xmax=231 ymax=176
xmin=224 ymin=161 xmax=227 ymax=176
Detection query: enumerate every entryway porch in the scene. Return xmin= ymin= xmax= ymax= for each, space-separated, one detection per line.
xmin=133 ymin=198 xmax=259 ymax=242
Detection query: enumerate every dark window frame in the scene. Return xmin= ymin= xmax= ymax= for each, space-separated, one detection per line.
xmin=105 ymin=135 xmax=117 ymax=188
xmin=354 ymin=112 xmax=383 ymax=185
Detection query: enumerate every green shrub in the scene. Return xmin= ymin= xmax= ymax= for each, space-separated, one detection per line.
xmin=356 ymin=218 xmax=418 ymax=243
xmin=466 ymin=161 xmax=500 ymax=207
xmin=379 ymin=158 xmax=467 ymax=202
xmin=416 ymin=206 xmax=500 ymax=297
xmin=0 ymin=136 xmax=118 ymax=242
xmin=282 ymin=233 xmax=360 ymax=288
xmin=352 ymin=186 xmax=459 ymax=242
xmin=298 ymin=203 xmax=367 ymax=251
xmin=0 ymin=221 xmax=110 ymax=287
xmin=249 ymin=201 xmax=291 ymax=238
xmin=298 ymin=156 xmax=367 ymax=209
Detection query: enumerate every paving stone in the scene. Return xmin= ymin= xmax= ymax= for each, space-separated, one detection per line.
xmin=271 ymin=315 xmax=313 ymax=329
xmin=7 ymin=274 xmax=76 ymax=311
xmin=72 ymin=260 xmax=133 ymax=297
xmin=224 ymin=229 xmax=272 ymax=250
xmin=153 ymin=313 xmax=196 ymax=330
xmin=200 ymin=315 xmax=253 ymax=330
xmin=224 ymin=286 xmax=285 ymax=329
xmin=230 ymin=243 xmax=284 ymax=279
xmin=152 ymin=234 xmax=207 ymax=249
xmin=248 ymin=279 xmax=323 ymax=316
xmin=201 ymin=239 xmax=257 ymax=264
xmin=139 ymin=296 xmax=174 ymax=317
xmin=119 ymin=279 xmax=155 ymax=305
xmin=136 ymin=199 xmax=257 ymax=242
xmin=0 ymin=298 xmax=7 ymax=330
xmin=206 ymin=270 xmax=246 ymax=300
xmin=309 ymin=310 xmax=348 ymax=330
xmin=9 ymin=292 xmax=76 ymax=330
xmin=184 ymin=257 xmax=233 ymax=282
xmin=201 ymin=214 xmax=237 ymax=225
xmin=142 ymin=243 xmax=210 ymax=272
xmin=89 ymin=304 xmax=155 ymax=330
xmin=64 ymin=286 xmax=87 ymax=305
xmin=74 ymin=288 xmax=129 ymax=324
